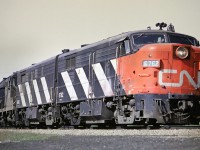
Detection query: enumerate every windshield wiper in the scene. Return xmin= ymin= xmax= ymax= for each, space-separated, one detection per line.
xmin=186 ymin=37 xmax=193 ymax=45
xmin=134 ymin=33 xmax=144 ymax=40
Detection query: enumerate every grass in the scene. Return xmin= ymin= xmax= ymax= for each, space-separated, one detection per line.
xmin=0 ymin=131 xmax=54 ymax=142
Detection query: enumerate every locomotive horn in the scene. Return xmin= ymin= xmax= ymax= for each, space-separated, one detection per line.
xmin=156 ymin=22 xmax=167 ymax=30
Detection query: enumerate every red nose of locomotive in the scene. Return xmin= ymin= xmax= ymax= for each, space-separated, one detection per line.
xmin=118 ymin=44 xmax=200 ymax=96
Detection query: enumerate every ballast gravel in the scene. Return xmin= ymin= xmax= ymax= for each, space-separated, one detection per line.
xmin=1 ymin=128 xmax=200 ymax=137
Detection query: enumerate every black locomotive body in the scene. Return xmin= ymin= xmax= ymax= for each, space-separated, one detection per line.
xmin=0 ymin=32 xmax=127 ymax=128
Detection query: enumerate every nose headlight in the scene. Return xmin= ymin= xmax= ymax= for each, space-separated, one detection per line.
xmin=175 ymin=47 xmax=189 ymax=59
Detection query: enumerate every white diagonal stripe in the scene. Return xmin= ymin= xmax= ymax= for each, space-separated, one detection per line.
xmin=110 ymin=59 xmax=117 ymax=72
xmin=92 ymin=63 xmax=114 ymax=96
xmin=76 ymin=68 xmax=94 ymax=99
xmin=25 ymin=82 xmax=33 ymax=106
xmin=61 ymin=71 xmax=78 ymax=101
xmin=41 ymin=77 xmax=51 ymax=103
xmin=33 ymin=79 xmax=42 ymax=105
xmin=18 ymin=84 xmax=26 ymax=107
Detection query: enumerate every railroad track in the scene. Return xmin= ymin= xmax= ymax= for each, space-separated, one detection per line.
xmin=1 ymin=124 xmax=200 ymax=130
xmin=159 ymin=125 xmax=200 ymax=129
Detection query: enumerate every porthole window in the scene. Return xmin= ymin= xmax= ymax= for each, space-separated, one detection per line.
xmin=66 ymin=57 xmax=76 ymax=70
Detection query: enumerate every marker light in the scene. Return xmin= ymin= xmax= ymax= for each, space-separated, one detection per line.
xmin=175 ymin=47 xmax=189 ymax=59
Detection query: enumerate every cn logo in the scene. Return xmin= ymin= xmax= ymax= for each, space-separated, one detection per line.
xmin=158 ymin=69 xmax=200 ymax=88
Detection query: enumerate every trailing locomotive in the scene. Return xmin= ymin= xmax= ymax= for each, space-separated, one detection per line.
xmin=0 ymin=23 xmax=200 ymax=128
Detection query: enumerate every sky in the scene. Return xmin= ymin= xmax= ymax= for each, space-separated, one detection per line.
xmin=0 ymin=0 xmax=200 ymax=79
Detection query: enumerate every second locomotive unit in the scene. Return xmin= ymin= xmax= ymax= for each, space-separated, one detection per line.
xmin=0 ymin=23 xmax=200 ymax=128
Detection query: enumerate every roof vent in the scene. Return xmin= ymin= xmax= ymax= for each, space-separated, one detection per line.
xmin=81 ymin=44 xmax=89 ymax=47
xmin=62 ymin=49 xmax=70 ymax=53
xmin=147 ymin=26 xmax=151 ymax=30
xmin=167 ymin=23 xmax=175 ymax=32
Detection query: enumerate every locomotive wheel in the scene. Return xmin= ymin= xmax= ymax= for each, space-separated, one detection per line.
xmin=146 ymin=124 xmax=161 ymax=129
xmin=28 ymin=125 xmax=36 ymax=129
xmin=1 ymin=120 xmax=6 ymax=128
xmin=163 ymin=125 xmax=171 ymax=129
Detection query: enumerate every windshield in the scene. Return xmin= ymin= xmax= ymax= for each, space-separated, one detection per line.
xmin=133 ymin=34 xmax=166 ymax=45
xmin=168 ymin=34 xmax=197 ymax=46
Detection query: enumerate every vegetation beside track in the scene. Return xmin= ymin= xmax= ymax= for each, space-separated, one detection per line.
xmin=0 ymin=130 xmax=54 ymax=142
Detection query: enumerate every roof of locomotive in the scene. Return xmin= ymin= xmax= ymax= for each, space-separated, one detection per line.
xmin=16 ymin=29 xmax=197 ymax=73
xmin=130 ymin=29 xmax=197 ymax=38
xmin=17 ymin=56 xmax=57 ymax=73
xmin=59 ymin=31 xmax=131 ymax=58
xmin=59 ymin=29 xmax=197 ymax=57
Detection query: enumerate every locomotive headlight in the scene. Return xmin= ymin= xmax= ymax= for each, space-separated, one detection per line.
xmin=142 ymin=60 xmax=160 ymax=68
xmin=175 ymin=47 xmax=189 ymax=59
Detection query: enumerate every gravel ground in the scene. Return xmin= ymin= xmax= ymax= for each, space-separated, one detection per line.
xmin=0 ymin=129 xmax=200 ymax=150
xmin=1 ymin=128 xmax=200 ymax=137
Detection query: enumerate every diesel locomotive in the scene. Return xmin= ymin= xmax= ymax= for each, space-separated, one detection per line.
xmin=1 ymin=23 xmax=200 ymax=128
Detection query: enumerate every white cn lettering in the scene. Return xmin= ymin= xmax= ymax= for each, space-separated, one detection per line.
xmin=158 ymin=69 xmax=200 ymax=88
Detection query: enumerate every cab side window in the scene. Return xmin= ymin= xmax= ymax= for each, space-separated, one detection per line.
xmin=119 ymin=43 xmax=125 ymax=56
xmin=21 ymin=74 xmax=26 ymax=83
xmin=124 ymin=40 xmax=130 ymax=54
xmin=117 ymin=40 xmax=131 ymax=57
